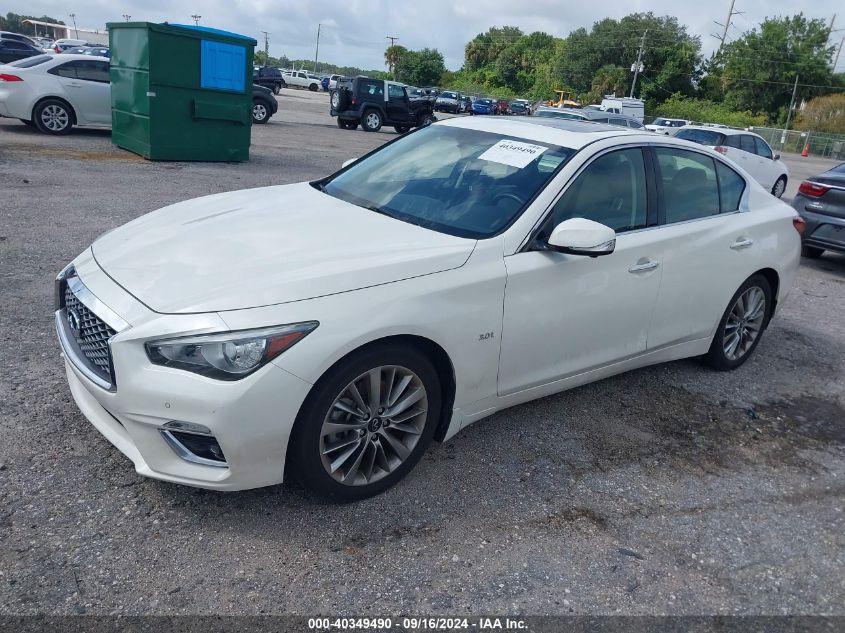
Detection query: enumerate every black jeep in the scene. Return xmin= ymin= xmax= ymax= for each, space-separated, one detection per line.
xmin=330 ymin=76 xmax=436 ymax=133
xmin=253 ymin=66 xmax=285 ymax=94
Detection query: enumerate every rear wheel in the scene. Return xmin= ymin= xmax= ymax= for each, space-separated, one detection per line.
xmin=252 ymin=100 xmax=270 ymax=124
xmin=705 ymin=274 xmax=772 ymax=371
xmin=309 ymin=83 xmax=319 ymax=92
xmin=272 ymin=84 xmax=281 ymax=95
xmin=361 ymin=109 xmax=382 ymax=132
xmin=33 ymin=99 xmax=73 ymax=135
xmin=336 ymin=118 xmax=358 ymax=130
xmin=418 ymin=113 xmax=435 ymax=127
xmin=771 ymin=175 xmax=787 ymax=198
xmin=288 ymin=344 xmax=441 ymax=501
xmin=801 ymin=244 xmax=824 ymax=259
xmin=394 ymin=125 xmax=410 ymax=134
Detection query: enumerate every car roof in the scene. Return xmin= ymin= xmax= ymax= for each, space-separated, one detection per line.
xmin=680 ymin=125 xmax=759 ymax=138
xmin=45 ymin=53 xmax=110 ymax=63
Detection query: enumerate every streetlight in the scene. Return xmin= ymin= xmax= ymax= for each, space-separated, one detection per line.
xmin=122 ymin=14 xmax=131 ymax=22
xmin=190 ymin=14 xmax=201 ymax=26
xmin=69 ymin=13 xmax=79 ymax=39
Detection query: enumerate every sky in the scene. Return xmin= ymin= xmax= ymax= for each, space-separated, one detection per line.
xmin=14 ymin=0 xmax=844 ymax=72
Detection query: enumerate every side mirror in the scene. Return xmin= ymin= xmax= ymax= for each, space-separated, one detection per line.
xmin=341 ymin=158 xmax=357 ymax=169
xmin=772 ymin=153 xmax=780 ymax=161
xmin=546 ymin=218 xmax=616 ymax=257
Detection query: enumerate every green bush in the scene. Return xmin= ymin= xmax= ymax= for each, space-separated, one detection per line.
xmin=654 ymin=93 xmax=766 ymax=127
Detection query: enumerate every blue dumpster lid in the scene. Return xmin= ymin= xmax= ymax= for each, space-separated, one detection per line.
xmin=167 ymin=23 xmax=255 ymax=43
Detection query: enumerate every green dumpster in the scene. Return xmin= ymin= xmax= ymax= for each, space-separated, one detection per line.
xmin=107 ymin=22 xmax=257 ymax=162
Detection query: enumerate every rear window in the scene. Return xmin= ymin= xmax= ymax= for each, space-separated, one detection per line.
xmin=674 ymin=129 xmax=725 ymax=146
xmin=8 ymin=54 xmax=52 ymax=67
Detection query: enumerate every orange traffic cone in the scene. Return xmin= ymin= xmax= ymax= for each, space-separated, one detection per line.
xmin=801 ymin=143 xmax=809 ymax=157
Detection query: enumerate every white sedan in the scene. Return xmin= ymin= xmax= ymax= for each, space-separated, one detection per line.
xmin=0 ymin=53 xmax=110 ymax=134
xmin=55 ymin=117 xmax=801 ymax=500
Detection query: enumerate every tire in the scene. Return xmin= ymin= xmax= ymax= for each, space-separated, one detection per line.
xmin=771 ymin=175 xmax=787 ymax=198
xmin=704 ymin=274 xmax=773 ymax=371
xmin=33 ymin=99 xmax=73 ymax=135
xmin=361 ymin=108 xmax=382 ymax=132
xmin=272 ymin=84 xmax=281 ymax=95
xmin=287 ymin=343 xmax=442 ymax=501
xmin=801 ymin=244 xmax=824 ymax=259
xmin=309 ymin=83 xmax=319 ymax=92
xmin=418 ymin=113 xmax=434 ymax=127
xmin=251 ymin=100 xmax=270 ymax=124
xmin=394 ymin=125 xmax=410 ymax=134
xmin=336 ymin=118 xmax=358 ymax=130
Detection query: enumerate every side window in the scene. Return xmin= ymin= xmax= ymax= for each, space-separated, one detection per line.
xmin=388 ymin=84 xmax=405 ymax=100
xmin=655 ymin=148 xmax=720 ymax=223
xmin=739 ymin=135 xmax=756 ymax=154
xmin=609 ymin=118 xmax=627 ymax=127
xmin=723 ymin=135 xmax=742 ymax=149
xmin=48 ymin=62 xmax=78 ymax=79
xmin=753 ymin=137 xmax=773 ymax=159
xmin=361 ymin=81 xmax=384 ymax=97
xmin=75 ymin=60 xmax=109 ymax=83
xmin=716 ymin=162 xmax=746 ymax=212
xmin=545 ymin=148 xmax=648 ymax=234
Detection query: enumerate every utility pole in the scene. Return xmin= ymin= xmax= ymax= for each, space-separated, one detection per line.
xmin=780 ymin=74 xmax=799 ymax=152
xmin=190 ymin=14 xmax=201 ymax=26
xmin=714 ymin=0 xmax=743 ymax=53
xmin=261 ymin=31 xmax=270 ymax=64
xmin=122 ymin=14 xmax=131 ymax=22
xmin=629 ymin=30 xmax=647 ymax=99
xmin=69 ymin=13 xmax=78 ymax=39
xmin=386 ymin=36 xmax=399 ymax=76
xmin=314 ymin=23 xmax=321 ymax=73
xmin=834 ymin=37 xmax=844 ymax=71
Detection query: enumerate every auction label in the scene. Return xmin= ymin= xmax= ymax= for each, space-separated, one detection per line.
xmin=308 ymin=616 xmax=528 ymax=631
xmin=478 ymin=139 xmax=548 ymax=168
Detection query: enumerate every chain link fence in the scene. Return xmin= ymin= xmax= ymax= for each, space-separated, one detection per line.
xmin=748 ymin=127 xmax=845 ymax=160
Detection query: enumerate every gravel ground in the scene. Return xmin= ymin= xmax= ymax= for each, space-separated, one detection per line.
xmin=1 ymin=88 xmax=844 ymax=616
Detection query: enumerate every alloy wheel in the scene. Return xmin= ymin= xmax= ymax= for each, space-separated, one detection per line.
xmin=772 ymin=178 xmax=786 ymax=198
xmin=253 ymin=104 xmax=267 ymax=121
xmin=723 ymin=286 xmax=766 ymax=360
xmin=41 ymin=105 xmax=69 ymax=131
xmin=319 ymin=365 xmax=428 ymax=486
xmin=366 ymin=112 xmax=380 ymax=129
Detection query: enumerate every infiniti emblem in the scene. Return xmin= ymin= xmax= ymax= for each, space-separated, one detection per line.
xmin=67 ymin=308 xmax=82 ymax=338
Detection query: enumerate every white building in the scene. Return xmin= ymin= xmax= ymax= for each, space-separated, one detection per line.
xmin=22 ymin=19 xmax=109 ymax=45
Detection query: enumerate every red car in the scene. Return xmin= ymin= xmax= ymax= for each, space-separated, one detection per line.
xmin=494 ymin=99 xmax=510 ymax=115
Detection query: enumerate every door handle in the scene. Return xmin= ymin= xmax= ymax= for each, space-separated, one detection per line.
xmin=730 ymin=238 xmax=754 ymax=250
xmin=628 ymin=259 xmax=660 ymax=273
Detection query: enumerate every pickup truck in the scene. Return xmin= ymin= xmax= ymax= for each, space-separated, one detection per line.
xmin=282 ymin=70 xmax=321 ymax=91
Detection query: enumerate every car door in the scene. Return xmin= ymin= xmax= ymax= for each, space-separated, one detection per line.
xmin=49 ymin=60 xmax=111 ymax=124
xmin=498 ymin=146 xmax=665 ymax=395
xmin=646 ymin=146 xmax=753 ymax=348
xmin=385 ymin=83 xmax=409 ymax=124
xmin=752 ymin=136 xmax=777 ymax=189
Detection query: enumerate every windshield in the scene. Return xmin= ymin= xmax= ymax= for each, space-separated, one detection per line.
xmin=440 ymin=92 xmax=457 ymax=99
xmin=320 ymin=125 xmax=575 ymax=239
xmin=8 ymin=54 xmax=52 ymax=67
xmin=477 ymin=99 xmax=493 ymax=105
xmin=675 ymin=128 xmax=725 ymax=146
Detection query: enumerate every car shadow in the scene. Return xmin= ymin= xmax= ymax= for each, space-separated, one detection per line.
xmin=0 ymin=121 xmax=111 ymax=137
xmin=801 ymin=251 xmax=845 ymax=276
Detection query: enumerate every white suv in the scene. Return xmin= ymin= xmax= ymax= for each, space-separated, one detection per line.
xmin=675 ymin=126 xmax=789 ymax=198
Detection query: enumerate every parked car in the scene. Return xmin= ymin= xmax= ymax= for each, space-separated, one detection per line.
xmin=600 ymin=95 xmax=645 ymax=122
xmin=674 ymin=126 xmax=789 ymax=198
xmin=52 ymin=38 xmax=87 ymax=53
xmin=534 ymin=107 xmax=645 ymax=130
xmin=0 ymin=54 xmax=111 ymax=133
xmin=330 ymin=76 xmax=435 ymax=133
xmin=459 ymin=95 xmax=472 ymax=112
xmin=0 ymin=31 xmax=37 ymax=45
xmin=54 ymin=117 xmax=801 ymax=499
xmin=0 ymin=38 xmax=42 ymax=64
xmin=327 ymin=74 xmax=342 ymax=90
xmin=62 ymin=46 xmax=110 ymax=58
xmin=470 ymin=98 xmax=496 ymax=115
xmin=645 ymin=117 xmax=690 ymax=134
xmin=791 ymin=162 xmax=845 ymax=259
xmin=251 ymin=83 xmax=278 ymax=124
xmin=253 ymin=66 xmax=285 ymax=93
xmin=281 ymin=69 xmax=320 ymax=91
xmin=434 ymin=90 xmax=462 ymax=114
xmin=509 ymin=100 xmax=531 ymax=115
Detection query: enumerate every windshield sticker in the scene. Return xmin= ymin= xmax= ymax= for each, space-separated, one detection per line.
xmin=479 ymin=139 xmax=549 ymax=169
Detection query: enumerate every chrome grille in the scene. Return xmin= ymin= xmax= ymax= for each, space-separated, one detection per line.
xmin=64 ymin=284 xmax=116 ymax=382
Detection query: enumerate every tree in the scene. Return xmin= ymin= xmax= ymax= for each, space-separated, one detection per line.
xmin=585 ymin=65 xmax=626 ymax=104
xmin=395 ymin=48 xmax=445 ymax=87
xmin=384 ymin=44 xmax=408 ymax=79
xmin=712 ymin=14 xmax=836 ymax=124
xmin=0 ymin=12 xmax=65 ymax=36
xmin=797 ymin=93 xmax=845 ymax=133
xmin=464 ymin=26 xmax=524 ymax=71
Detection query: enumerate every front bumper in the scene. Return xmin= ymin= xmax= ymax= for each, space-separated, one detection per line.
xmin=795 ymin=199 xmax=845 ymax=254
xmin=56 ymin=261 xmax=313 ymax=491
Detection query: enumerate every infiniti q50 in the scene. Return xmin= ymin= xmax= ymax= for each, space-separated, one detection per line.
xmin=55 ymin=117 xmax=801 ymax=500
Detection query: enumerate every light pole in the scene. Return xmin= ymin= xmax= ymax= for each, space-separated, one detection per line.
xmin=69 ymin=13 xmax=79 ymax=39
xmin=191 ymin=14 xmax=201 ymax=26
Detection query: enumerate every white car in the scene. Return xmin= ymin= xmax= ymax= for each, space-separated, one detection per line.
xmin=327 ymin=74 xmax=342 ymax=90
xmin=645 ymin=117 xmax=690 ymax=134
xmin=282 ymin=69 xmax=321 ymax=91
xmin=674 ymin=126 xmax=790 ymax=198
xmin=0 ymin=53 xmax=110 ymax=134
xmin=55 ymin=117 xmax=801 ymax=500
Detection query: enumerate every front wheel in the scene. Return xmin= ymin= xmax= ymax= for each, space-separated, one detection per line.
xmin=394 ymin=125 xmax=410 ymax=134
xmin=361 ymin=109 xmax=382 ymax=132
xmin=704 ymin=275 xmax=772 ymax=371
xmin=336 ymin=118 xmax=358 ymax=130
xmin=252 ymin=100 xmax=270 ymax=124
xmin=418 ymin=113 xmax=435 ymax=127
xmin=287 ymin=344 xmax=442 ymax=501
xmin=771 ymin=175 xmax=787 ymax=198
xmin=272 ymin=84 xmax=281 ymax=95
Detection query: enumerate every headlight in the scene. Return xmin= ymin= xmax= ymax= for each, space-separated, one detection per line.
xmin=145 ymin=322 xmax=318 ymax=380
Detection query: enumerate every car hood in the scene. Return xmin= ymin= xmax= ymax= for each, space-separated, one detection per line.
xmin=92 ymin=183 xmax=475 ymax=314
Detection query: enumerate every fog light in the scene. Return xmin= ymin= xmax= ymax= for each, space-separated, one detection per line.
xmin=159 ymin=422 xmax=228 ymax=468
